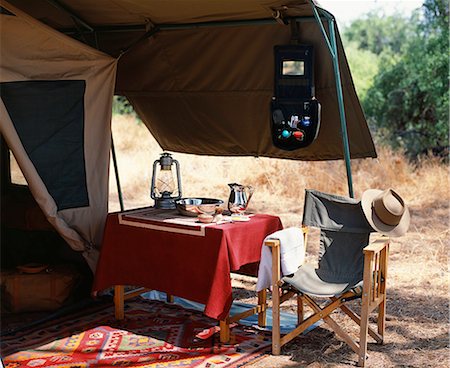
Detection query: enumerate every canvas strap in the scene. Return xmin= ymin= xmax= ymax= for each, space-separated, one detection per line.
xmin=290 ymin=20 xmax=301 ymax=45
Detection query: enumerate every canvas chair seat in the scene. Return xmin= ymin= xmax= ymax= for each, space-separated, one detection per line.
xmin=283 ymin=264 xmax=364 ymax=297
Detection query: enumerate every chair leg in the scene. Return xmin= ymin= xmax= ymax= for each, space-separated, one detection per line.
xmin=359 ymin=252 xmax=373 ymax=367
xmin=377 ymin=298 xmax=386 ymax=344
xmin=359 ymin=306 xmax=369 ymax=367
xmin=268 ymin=240 xmax=282 ymax=355
xmin=258 ymin=289 xmax=267 ymax=327
xmin=272 ymin=283 xmax=281 ymax=355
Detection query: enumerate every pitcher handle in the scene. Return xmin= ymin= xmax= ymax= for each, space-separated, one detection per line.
xmin=245 ymin=186 xmax=254 ymax=207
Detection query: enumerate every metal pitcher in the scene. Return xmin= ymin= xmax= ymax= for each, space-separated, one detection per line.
xmin=228 ymin=183 xmax=254 ymax=215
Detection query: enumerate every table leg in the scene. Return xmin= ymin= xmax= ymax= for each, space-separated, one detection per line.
xmin=258 ymin=289 xmax=267 ymax=327
xmin=114 ymin=285 xmax=124 ymax=320
xmin=219 ymin=318 xmax=230 ymax=343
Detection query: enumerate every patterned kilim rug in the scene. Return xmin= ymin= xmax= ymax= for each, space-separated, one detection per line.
xmin=1 ymin=298 xmax=271 ymax=367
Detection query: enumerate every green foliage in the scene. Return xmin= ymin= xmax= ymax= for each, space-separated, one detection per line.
xmin=112 ymin=96 xmax=137 ymax=116
xmin=344 ymin=0 xmax=449 ymax=158
xmin=343 ymin=41 xmax=380 ymax=101
xmin=344 ymin=9 xmax=418 ymax=56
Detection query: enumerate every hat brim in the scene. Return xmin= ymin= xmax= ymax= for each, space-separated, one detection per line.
xmin=361 ymin=189 xmax=410 ymax=237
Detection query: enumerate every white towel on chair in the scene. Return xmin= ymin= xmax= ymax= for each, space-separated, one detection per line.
xmin=256 ymin=227 xmax=305 ymax=291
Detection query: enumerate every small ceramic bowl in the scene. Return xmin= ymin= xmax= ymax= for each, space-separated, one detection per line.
xmin=198 ymin=214 xmax=214 ymax=223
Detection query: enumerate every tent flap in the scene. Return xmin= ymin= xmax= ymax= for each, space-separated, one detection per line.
xmin=0 ymin=1 xmax=117 ymax=271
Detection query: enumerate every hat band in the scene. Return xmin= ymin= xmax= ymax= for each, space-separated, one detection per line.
xmin=373 ymin=199 xmax=402 ymax=226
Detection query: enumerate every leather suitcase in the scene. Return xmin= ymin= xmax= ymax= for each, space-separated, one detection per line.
xmin=1 ymin=265 xmax=79 ymax=312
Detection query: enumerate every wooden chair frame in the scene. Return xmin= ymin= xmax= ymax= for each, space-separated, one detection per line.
xmin=263 ymin=228 xmax=389 ymax=367
xmin=219 ymin=289 xmax=268 ymax=342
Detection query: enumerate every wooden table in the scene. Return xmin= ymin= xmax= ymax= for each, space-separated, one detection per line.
xmin=92 ymin=207 xmax=283 ymax=342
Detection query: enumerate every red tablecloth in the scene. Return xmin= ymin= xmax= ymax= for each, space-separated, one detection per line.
xmin=92 ymin=212 xmax=282 ymax=320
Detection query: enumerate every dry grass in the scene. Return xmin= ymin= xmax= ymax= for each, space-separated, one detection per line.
xmin=109 ymin=115 xmax=449 ymax=367
xmin=109 ymin=115 xmax=449 ymax=228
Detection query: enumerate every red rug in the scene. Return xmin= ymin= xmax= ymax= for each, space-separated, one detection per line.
xmin=1 ymin=298 xmax=271 ymax=367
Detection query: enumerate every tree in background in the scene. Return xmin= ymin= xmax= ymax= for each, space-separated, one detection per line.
xmin=345 ymin=0 xmax=449 ymax=159
xmin=112 ymin=96 xmax=135 ymax=116
xmin=343 ymin=41 xmax=379 ymax=102
xmin=344 ymin=9 xmax=417 ymax=56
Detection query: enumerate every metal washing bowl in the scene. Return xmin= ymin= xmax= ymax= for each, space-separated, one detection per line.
xmin=175 ymin=198 xmax=224 ymax=217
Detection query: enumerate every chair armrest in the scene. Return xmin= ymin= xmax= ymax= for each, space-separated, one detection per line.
xmin=264 ymin=239 xmax=280 ymax=248
xmin=263 ymin=227 xmax=308 ymax=288
xmin=362 ymin=235 xmax=389 ymax=314
xmin=363 ymin=236 xmax=389 ymax=254
xmin=264 ymin=226 xmax=309 ymax=248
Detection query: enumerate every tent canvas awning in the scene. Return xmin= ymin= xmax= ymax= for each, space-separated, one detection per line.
xmin=3 ymin=0 xmax=376 ymax=162
xmin=1 ymin=0 xmax=376 ymax=271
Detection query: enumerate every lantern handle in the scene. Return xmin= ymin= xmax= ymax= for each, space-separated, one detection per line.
xmin=150 ymin=159 xmax=159 ymax=200
xmin=173 ymin=159 xmax=182 ymax=199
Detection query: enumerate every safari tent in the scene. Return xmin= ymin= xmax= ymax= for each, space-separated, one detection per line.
xmin=0 ymin=0 xmax=376 ymax=309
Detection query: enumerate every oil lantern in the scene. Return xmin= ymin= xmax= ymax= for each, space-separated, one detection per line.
xmin=150 ymin=153 xmax=182 ymax=209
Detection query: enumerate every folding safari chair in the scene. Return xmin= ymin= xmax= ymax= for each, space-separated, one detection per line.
xmin=264 ymin=189 xmax=389 ymax=367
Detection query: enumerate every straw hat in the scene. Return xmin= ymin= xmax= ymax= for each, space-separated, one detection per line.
xmin=361 ymin=188 xmax=410 ymax=237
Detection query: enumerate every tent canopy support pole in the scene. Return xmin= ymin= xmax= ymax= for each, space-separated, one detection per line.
xmin=117 ymin=15 xmax=327 ymax=56
xmin=310 ymin=2 xmax=354 ymax=198
xmin=45 ymin=0 xmax=94 ymax=33
xmin=309 ymin=4 xmax=335 ymax=57
xmin=60 ymin=16 xmax=327 ymax=35
xmin=111 ymin=134 xmax=124 ymax=212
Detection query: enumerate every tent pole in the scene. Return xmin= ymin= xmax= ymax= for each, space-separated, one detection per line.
xmin=309 ymin=1 xmax=354 ymax=198
xmin=111 ymin=134 xmax=124 ymax=212
xmin=60 ymin=16 xmax=326 ymax=36
xmin=327 ymin=17 xmax=354 ymax=198
xmin=117 ymin=15 xmax=327 ymax=59
xmin=309 ymin=4 xmax=335 ymax=57
xmin=45 ymin=0 xmax=94 ymax=33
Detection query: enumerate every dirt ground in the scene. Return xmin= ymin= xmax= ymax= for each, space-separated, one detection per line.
xmin=232 ymin=201 xmax=449 ymax=368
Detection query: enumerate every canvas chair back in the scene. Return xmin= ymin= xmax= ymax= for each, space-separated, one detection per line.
xmin=302 ymin=189 xmax=373 ymax=288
